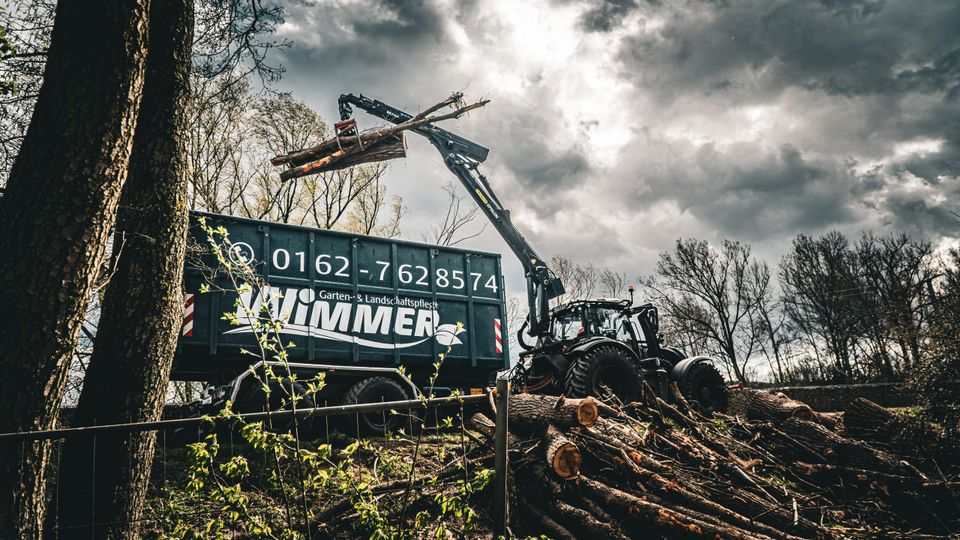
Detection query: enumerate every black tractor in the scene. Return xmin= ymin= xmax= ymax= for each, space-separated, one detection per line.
xmin=512 ymin=293 xmax=728 ymax=413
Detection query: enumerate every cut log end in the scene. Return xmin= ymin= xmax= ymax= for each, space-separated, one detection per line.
xmin=551 ymin=442 xmax=581 ymax=479
xmin=544 ymin=424 xmax=582 ymax=479
xmin=576 ymin=398 xmax=600 ymax=428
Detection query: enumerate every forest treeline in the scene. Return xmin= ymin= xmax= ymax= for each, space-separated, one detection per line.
xmin=548 ymin=231 xmax=960 ymax=386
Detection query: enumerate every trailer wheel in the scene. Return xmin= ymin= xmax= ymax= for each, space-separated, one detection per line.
xmin=681 ymin=361 xmax=728 ymax=413
xmin=564 ymin=345 xmax=640 ymax=404
xmin=238 ymin=378 xmax=315 ymax=434
xmin=342 ymin=377 xmax=410 ymax=435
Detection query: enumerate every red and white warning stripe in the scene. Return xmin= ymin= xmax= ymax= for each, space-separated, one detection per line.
xmin=494 ymin=318 xmax=502 ymax=354
xmin=182 ymin=293 xmax=195 ymax=337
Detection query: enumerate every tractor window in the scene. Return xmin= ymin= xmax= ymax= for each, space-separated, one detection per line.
xmin=552 ymin=312 xmax=583 ymax=340
xmin=592 ymin=308 xmax=622 ymax=339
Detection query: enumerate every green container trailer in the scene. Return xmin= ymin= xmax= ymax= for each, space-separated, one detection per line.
xmin=174 ymin=212 xmax=509 ymax=432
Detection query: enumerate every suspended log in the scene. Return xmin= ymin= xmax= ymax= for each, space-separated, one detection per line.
xmin=745 ymin=390 xmax=815 ymax=425
xmin=278 ymin=135 xmax=405 ymax=179
xmin=272 ymin=92 xmax=488 ymax=181
xmin=543 ymin=424 xmax=580 ymax=479
xmin=507 ymin=394 xmax=599 ymax=430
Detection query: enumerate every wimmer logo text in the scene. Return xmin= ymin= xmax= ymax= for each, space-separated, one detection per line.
xmin=225 ymin=287 xmax=465 ymax=350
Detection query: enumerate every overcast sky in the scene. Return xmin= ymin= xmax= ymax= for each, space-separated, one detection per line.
xmin=271 ymin=0 xmax=960 ymax=293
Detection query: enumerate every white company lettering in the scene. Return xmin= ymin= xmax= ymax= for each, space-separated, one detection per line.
xmin=224 ymin=287 xmax=465 ymax=350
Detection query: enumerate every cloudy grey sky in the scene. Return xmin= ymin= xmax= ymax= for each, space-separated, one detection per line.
xmin=271 ymin=0 xmax=960 ymax=292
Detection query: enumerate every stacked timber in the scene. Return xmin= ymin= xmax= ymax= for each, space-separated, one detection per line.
xmin=473 ymin=389 xmax=960 ymax=539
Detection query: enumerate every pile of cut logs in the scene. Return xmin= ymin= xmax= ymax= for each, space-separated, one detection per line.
xmin=471 ymin=386 xmax=959 ymax=539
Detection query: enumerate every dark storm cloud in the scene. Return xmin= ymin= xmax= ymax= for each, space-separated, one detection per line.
xmin=277 ymin=0 xmax=458 ymax=100
xmin=617 ymin=137 xmax=862 ymax=239
xmin=619 ymin=0 xmax=960 ymax=103
xmin=607 ymin=0 xmax=960 ymax=241
xmin=578 ymin=0 xmax=638 ymax=32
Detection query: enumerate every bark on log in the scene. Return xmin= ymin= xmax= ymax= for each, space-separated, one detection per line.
xmin=507 ymin=394 xmax=599 ymax=430
xmin=745 ymin=390 xmax=815 ymax=425
xmin=516 ymin=496 xmax=575 ymax=540
xmin=794 ymin=461 xmax=954 ymax=492
xmin=468 ymin=412 xmax=519 ymax=447
xmin=576 ymin=476 xmax=776 ymax=539
xmin=543 ymin=424 xmax=581 ymax=479
xmin=780 ymin=417 xmax=927 ymax=480
xmin=843 ymin=397 xmax=897 ymax=441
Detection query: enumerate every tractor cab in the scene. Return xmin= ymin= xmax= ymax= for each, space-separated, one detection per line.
xmin=548 ymin=299 xmax=668 ymax=361
xmin=516 ymin=296 xmax=728 ymax=412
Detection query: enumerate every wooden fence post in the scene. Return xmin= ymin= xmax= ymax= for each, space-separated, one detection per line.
xmin=493 ymin=378 xmax=510 ymax=537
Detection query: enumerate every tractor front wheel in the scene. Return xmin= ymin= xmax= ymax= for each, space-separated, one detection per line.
xmin=681 ymin=361 xmax=728 ymax=413
xmin=564 ymin=345 xmax=640 ymax=405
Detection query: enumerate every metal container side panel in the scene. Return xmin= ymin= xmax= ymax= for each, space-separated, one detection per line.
xmin=174 ymin=212 xmax=509 ymax=381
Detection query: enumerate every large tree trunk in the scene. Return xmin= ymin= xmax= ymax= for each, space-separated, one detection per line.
xmin=0 ymin=1 xmax=149 ymax=537
xmin=56 ymin=0 xmax=193 ymax=537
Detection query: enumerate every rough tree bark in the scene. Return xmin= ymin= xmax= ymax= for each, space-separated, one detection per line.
xmin=0 ymin=1 xmax=149 ymax=537
xmin=56 ymin=0 xmax=194 ymax=537
xmin=507 ymin=394 xmax=599 ymax=430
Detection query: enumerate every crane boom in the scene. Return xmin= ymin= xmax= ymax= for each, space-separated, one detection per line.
xmin=338 ymin=93 xmax=564 ymax=344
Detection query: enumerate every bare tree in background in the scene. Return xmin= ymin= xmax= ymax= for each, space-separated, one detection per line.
xmin=745 ymin=263 xmax=791 ymax=384
xmin=643 ymin=239 xmax=765 ymax=384
xmin=422 ymin=181 xmax=486 ymax=246
xmin=550 ymin=255 xmax=599 ymax=304
xmin=187 ymin=87 xmax=405 ymax=234
xmin=504 ymin=293 xmax=527 ymax=360
xmin=344 ymin=172 xmax=404 ymax=237
xmin=0 ymin=1 xmax=54 ymax=181
xmin=780 ymin=232 xmax=864 ymax=382
xmin=855 ymin=232 xmax=934 ymax=379
xmin=599 ymin=268 xmax=627 ymax=299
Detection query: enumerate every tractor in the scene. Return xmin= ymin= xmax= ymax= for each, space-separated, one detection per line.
xmin=512 ymin=294 xmax=728 ymax=412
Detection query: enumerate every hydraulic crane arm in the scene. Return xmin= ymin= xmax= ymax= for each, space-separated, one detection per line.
xmin=338 ymin=93 xmax=565 ymax=344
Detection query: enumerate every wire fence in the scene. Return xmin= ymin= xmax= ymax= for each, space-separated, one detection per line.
xmin=1 ymin=384 xmax=511 ymax=538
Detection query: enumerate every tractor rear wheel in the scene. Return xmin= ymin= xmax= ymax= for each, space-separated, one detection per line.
xmin=342 ymin=377 xmax=410 ymax=435
xmin=564 ymin=345 xmax=640 ymax=405
xmin=681 ymin=361 xmax=728 ymax=413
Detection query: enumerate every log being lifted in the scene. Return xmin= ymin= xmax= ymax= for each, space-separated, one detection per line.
xmin=744 ymin=389 xmax=814 ymax=425
xmin=507 ymin=393 xmax=599 ymax=430
xmin=271 ymin=93 xmax=489 ymax=181
xmin=278 ymin=135 xmax=405 ymax=179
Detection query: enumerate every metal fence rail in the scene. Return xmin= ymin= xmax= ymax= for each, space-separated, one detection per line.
xmin=0 ymin=393 xmax=489 ymax=442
